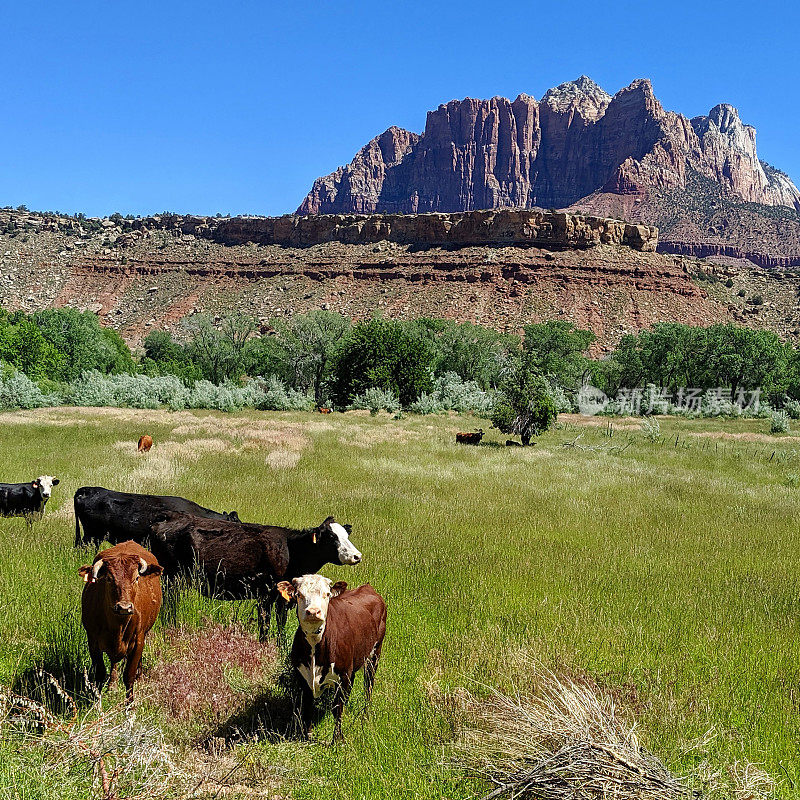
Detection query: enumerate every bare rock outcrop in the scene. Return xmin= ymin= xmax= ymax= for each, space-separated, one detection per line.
xmin=298 ymin=76 xmax=800 ymax=251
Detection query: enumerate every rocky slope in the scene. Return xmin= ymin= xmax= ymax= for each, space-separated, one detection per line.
xmin=299 ymin=77 xmax=800 ymax=266
xmin=3 ymin=207 xmax=799 ymax=352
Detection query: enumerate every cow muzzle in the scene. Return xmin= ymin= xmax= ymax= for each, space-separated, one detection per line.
xmin=114 ymin=602 xmax=134 ymax=616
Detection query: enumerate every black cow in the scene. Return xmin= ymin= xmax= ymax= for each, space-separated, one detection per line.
xmin=0 ymin=475 xmax=60 ymax=526
xmin=73 ymin=487 xmax=240 ymax=548
xmin=151 ymin=513 xmax=362 ymax=639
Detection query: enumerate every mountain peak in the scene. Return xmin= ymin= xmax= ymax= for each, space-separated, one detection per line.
xmin=541 ymin=76 xmax=611 ymax=109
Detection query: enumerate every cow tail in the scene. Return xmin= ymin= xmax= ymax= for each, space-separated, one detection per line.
xmin=74 ymin=495 xmax=83 ymax=547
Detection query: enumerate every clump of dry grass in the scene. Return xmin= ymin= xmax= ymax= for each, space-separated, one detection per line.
xmin=447 ymin=663 xmax=698 ymax=800
xmin=1 ymin=672 xmax=186 ymax=799
xmin=141 ymin=623 xmax=279 ymax=728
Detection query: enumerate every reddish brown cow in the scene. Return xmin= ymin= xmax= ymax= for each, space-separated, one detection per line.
xmin=137 ymin=435 xmax=153 ymax=453
xmin=318 ymin=407 xmax=332 ymax=414
xmin=455 ymin=428 xmax=484 ymax=445
xmin=278 ymin=575 xmax=386 ymax=742
xmin=79 ymin=540 xmax=163 ymax=703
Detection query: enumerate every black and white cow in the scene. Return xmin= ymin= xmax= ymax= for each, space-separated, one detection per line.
xmin=0 ymin=476 xmax=60 ymax=526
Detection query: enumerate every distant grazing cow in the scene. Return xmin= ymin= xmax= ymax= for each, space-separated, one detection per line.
xmin=79 ymin=540 xmax=163 ymax=703
xmin=0 ymin=476 xmax=60 ymax=526
xmin=73 ymin=487 xmax=240 ymax=548
xmin=456 ymin=429 xmax=484 ymax=445
xmin=318 ymin=407 xmax=332 ymax=414
xmin=152 ymin=514 xmax=362 ymax=639
xmin=278 ymin=575 xmax=386 ymax=742
xmin=137 ymin=435 xmax=153 ymax=453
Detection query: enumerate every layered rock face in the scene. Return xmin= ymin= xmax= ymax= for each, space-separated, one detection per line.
xmin=196 ymin=209 xmax=657 ymax=252
xmin=299 ymin=77 xmax=800 ymax=216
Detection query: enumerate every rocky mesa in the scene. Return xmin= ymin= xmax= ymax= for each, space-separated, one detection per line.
xmin=3 ymin=206 xmax=799 ymax=353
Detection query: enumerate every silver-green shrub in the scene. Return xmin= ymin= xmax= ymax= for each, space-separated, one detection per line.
xmin=771 ymin=410 xmax=790 ymax=434
xmin=0 ymin=368 xmax=62 ymax=409
xmin=410 ymin=372 xmax=493 ymax=415
xmin=348 ymin=387 xmax=401 ymax=415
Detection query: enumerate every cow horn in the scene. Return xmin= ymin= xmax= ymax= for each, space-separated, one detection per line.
xmin=138 ymin=557 xmax=148 ymax=575
xmin=91 ymin=560 xmax=103 ymax=580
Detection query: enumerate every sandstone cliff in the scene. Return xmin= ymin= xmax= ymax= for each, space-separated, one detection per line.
xmin=298 ymin=77 xmax=800 ymax=265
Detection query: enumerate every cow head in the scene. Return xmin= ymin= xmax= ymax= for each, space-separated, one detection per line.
xmin=278 ymin=574 xmax=347 ymax=634
xmin=312 ymin=517 xmax=362 ymax=565
xmin=79 ymin=553 xmax=163 ymax=616
xmin=32 ymin=475 xmax=59 ymax=500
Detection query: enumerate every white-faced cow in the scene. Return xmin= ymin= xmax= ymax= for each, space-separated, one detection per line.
xmin=79 ymin=540 xmax=163 ymax=704
xmin=278 ymin=574 xmax=386 ymax=743
xmin=0 ymin=475 xmax=60 ymax=526
xmin=151 ymin=514 xmax=362 ymax=640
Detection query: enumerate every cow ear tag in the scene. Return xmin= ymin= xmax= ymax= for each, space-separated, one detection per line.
xmin=277 ymin=583 xmax=293 ymax=601
xmin=312 ymin=531 xmax=318 ymax=544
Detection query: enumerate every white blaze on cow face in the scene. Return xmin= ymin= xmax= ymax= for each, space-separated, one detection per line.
xmin=329 ymin=522 xmax=362 ymax=565
xmin=294 ymin=574 xmax=334 ymax=637
xmin=34 ymin=475 xmax=59 ymax=499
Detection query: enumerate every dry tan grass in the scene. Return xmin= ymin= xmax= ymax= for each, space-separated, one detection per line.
xmin=337 ymin=424 xmax=421 ymax=449
xmin=265 ymin=450 xmax=302 ymax=469
xmin=561 ymin=413 xmax=644 ymax=431
xmin=440 ymin=658 xmax=697 ymax=800
xmin=687 ymin=431 xmax=798 ymax=444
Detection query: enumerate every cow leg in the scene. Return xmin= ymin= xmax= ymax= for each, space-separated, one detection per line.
xmin=123 ymin=643 xmax=144 ymax=705
xmin=298 ymin=682 xmax=315 ymax=740
xmin=363 ymin=641 xmax=383 ymax=704
xmin=274 ymin=595 xmax=289 ymax=638
xmin=88 ymin=644 xmax=107 ymax=690
xmin=257 ymin=595 xmax=272 ymax=641
xmin=332 ymin=673 xmax=353 ymax=744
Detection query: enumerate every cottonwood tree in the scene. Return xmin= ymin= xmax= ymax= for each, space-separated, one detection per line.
xmin=181 ymin=313 xmax=257 ymax=383
xmin=331 ymin=318 xmax=434 ymax=406
xmin=271 ymin=310 xmax=351 ymax=404
xmin=491 ymin=357 xmax=557 ymax=445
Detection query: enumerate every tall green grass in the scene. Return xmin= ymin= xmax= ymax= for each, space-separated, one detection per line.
xmin=1 ymin=409 xmax=800 ymax=798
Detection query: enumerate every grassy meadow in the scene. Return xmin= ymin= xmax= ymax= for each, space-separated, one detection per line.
xmin=1 ymin=407 xmax=800 ymax=798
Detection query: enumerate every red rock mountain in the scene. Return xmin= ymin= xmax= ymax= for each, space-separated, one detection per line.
xmin=298 ymin=78 xmax=800 ymax=263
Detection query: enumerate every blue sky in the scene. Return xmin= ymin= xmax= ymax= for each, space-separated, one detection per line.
xmin=1 ymin=0 xmax=797 ymax=217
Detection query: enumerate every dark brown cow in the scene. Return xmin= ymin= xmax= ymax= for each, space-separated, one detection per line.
xmin=137 ymin=435 xmax=153 ymax=453
xmin=79 ymin=540 xmax=163 ymax=703
xmin=455 ymin=428 xmax=484 ymax=445
xmin=278 ymin=575 xmax=386 ymax=742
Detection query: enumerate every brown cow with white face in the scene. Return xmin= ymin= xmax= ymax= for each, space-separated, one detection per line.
xmin=278 ymin=574 xmax=386 ymax=742
xmin=79 ymin=540 xmax=163 ymax=703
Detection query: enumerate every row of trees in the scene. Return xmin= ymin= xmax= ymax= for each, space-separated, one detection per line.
xmin=4 ymin=307 xmax=800 ymax=421
xmin=0 ymin=309 xmax=134 ymax=383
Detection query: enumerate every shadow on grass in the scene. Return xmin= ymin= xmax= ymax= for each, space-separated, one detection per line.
xmin=13 ymin=608 xmax=97 ymax=711
xmin=202 ymin=665 xmax=331 ymax=746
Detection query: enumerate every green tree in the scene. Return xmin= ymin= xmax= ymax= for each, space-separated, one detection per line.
xmin=0 ymin=312 xmax=65 ymax=380
xmin=270 ymin=311 xmax=351 ymax=403
xmin=522 ymin=321 xmax=595 ymax=390
xmin=331 ymin=319 xmax=434 ymax=406
xmin=491 ymin=357 xmax=557 ymax=446
xmin=181 ymin=313 xmax=257 ymax=383
xmin=142 ymin=329 xmax=203 ymax=381
xmin=32 ymin=309 xmax=135 ymax=380
xmin=418 ymin=319 xmax=517 ymax=389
